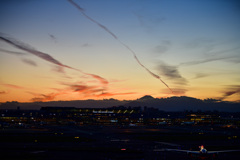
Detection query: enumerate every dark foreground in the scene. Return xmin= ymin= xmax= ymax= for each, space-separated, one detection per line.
xmin=1 ymin=125 xmax=240 ymax=160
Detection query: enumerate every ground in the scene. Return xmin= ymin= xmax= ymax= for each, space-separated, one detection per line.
xmin=0 ymin=125 xmax=240 ymax=160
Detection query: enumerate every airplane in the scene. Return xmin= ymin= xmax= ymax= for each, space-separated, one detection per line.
xmin=154 ymin=145 xmax=240 ymax=160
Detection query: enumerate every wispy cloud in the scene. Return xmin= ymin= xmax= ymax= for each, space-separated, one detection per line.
xmin=96 ymin=92 xmax=135 ymax=97
xmin=29 ymin=86 xmax=135 ymax=102
xmin=192 ymin=73 xmax=209 ymax=79
xmin=68 ymin=0 xmax=172 ymax=93
xmin=29 ymin=82 xmax=104 ymax=102
xmin=180 ymin=55 xmax=236 ymax=66
xmin=160 ymin=87 xmax=187 ymax=97
xmin=51 ymin=65 xmax=66 ymax=74
xmin=28 ymin=89 xmax=71 ymax=102
xmin=67 ymin=82 xmax=135 ymax=98
xmin=70 ymin=84 xmax=100 ymax=94
xmin=21 ymin=58 xmax=37 ymax=66
xmin=157 ymin=61 xmax=188 ymax=85
xmin=0 ymin=48 xmax=27 ymax=56
xmin=59 ymin=80 xmax=102 ymax=95
xmin=226 ymin=57 xmax=240 ymax=64
xmin=171 ymin=88 xmax=187 ymax=96
xmin=0 ymin=34 xmax=108 ymax=85
xmin=2 ymin=83 xmax=24 ymax=89
xmin=153 ymin=40 xmax=171 ymax=55
xmin=48 ymin=34 xmax=57 ymax=43
xmin=30 ymin=92 xmax=62 ymax=102
xmin=81 ymin=43 xmax=91 ymax=47
xmin=133 ymin=10 xmax=166 ymax=31
xmin=220 ymin=85 xmax=240 ymax=101
xmin=185 ymin=37 xmax=214 ymax=50
xmin=180 ymin=46 xmax=240 ymax=66
xmin=85 ymin=74 xmax=108 ymax=85
xmin=109 ymin=79 xmax=127 ymax=83
xmin=0 ymin=34 xmax=75 ymax=69
xmin=0 ymin=91 xmax=7 ymax=95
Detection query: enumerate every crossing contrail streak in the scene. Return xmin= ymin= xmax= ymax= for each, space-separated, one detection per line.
xmin=68 ymin=0 xmax=173 ymax=93
xmin=0 ymin=35 xmax=108 ymax=85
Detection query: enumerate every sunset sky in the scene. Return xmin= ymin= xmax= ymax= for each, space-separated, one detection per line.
xmin=0 ymin=0 xmax=240 ymax=102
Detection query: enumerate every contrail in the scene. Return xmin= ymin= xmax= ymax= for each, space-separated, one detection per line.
xmin=0 ymin=35 xmax=108 ymax=85
xmin=68 ymin=0 xmax=173 ymax=93
xmin=0 ymin=35 xmax=73 ymax=69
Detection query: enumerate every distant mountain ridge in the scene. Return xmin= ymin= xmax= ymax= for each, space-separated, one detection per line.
xmin=0 ymin=96 xmax=240 ymax=112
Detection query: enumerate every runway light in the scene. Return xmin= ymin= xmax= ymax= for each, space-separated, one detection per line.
xmin=75 ymin=137 xmax=79 ymax=139
xmin=121 ymin=148 xmax=126 ymax=151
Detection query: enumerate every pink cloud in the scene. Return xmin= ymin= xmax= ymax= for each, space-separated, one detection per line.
xmin=30 ymin=92 xmax=67 ymax=102
xmin=96 ymin=92 xmax=135 ymax=97
xmin=0 ymin=91 xmax=7 ymax=94
xmin=2 ymin=84 xmax=24 ymax=89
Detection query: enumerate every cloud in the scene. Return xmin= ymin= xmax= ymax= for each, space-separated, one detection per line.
xmin=68 ymin=83 xmax=107 ymax=97
xmin=28 ymin=78 xmax=136 ymax=101
xmin=96 ymin=92 xmax=135 ymax=97
xmin=68 ymin=0 xmax=172 ymax=93
xmin=208 ymin=46 xmax=240 ymax=57
xmin=0 ymin=48 xmax=37 ymax=66
xmin=60 ymin=81 xmax=104 ymax=96
xmin=180 ymin=46 xmax=240 ymax=66
xmin=70 ymin=83 xmax=135 ymax=97
xmin=64 ymin=81 xmax=135 ymax=98
xmin=82 ymin=43 xmax=91 ymax=47
xmin=31 ymin=93 xmax=61 ymax=102
xmin=0 ymin=34 xmax=108 ymax=85
xmin=0 ymin=91 xmax=7 ymax=95
xmin=153 ymin=40 xmax=171 ymax=54
xmin=133 ymin=10 xmax=166 ymax=31
xmin=28 ymin=90 xmax=70 ymax=102
xmin=2 ymin=84 xmax=24 ymax=89
xmin=160 ymin=87 xmax=187 ymax=97
xmin=109 ymin=79 xmax=127 ymax=83
xmin=29 ymin=86 xmax=135 ymax=102
xmin=70 ymin=84 xmax=98 ymax=93
xmin=0 ymin=48 xmax=27 ymax=56
xmin=180 ymin=56 xmax=235 ymax=66
xmin=172 ymin=88 xmax=187 ymax=96
xmin=51 ymin=65 xmax=66 ymax=74
xmin=192 ymin=73 xmax=209 ymax=79
xmin=87 ymin=74 xmax=108 ymax=85
xmin=48 ymin=34 xmax=57 ymax=43
xmin=21 ymin=58 xmax=37 ymax=66
xmin=226 ymin=56 xmax=240 ymax=64
xmin=185 ymin=38 xmax=214 ymax=50
xmin=0 ymin=34 xmax=73 ymax=69
xmin=30 ymin=82 xmax=105 ymax=102
xmin=220 ymin=85 xmax=240 ymax=101
xmin=156 ymin=62 xmax=188 ymax=85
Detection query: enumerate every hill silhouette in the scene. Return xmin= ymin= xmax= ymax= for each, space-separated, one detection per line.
xmin=0 ymin=96 xmax=240 ymax=112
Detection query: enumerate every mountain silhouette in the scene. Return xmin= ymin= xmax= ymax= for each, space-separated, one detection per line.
xmin=0 ymin=96 xmax=240 ymax=112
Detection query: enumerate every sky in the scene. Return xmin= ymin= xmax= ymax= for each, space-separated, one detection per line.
xmin=0 ymin=0 xmax=240 ymax=103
